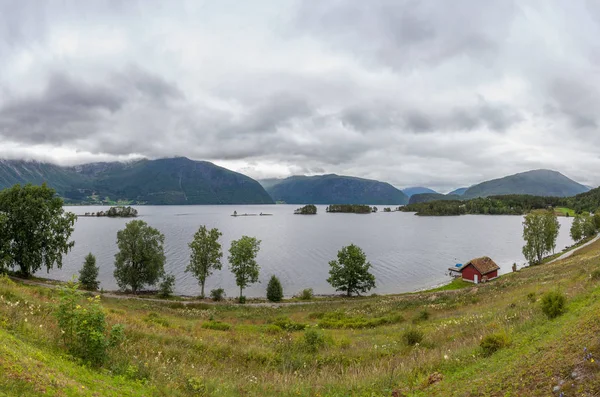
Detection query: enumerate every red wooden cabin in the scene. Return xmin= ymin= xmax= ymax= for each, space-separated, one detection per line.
xmin=454 ymin=256 xmax=499 ymax=284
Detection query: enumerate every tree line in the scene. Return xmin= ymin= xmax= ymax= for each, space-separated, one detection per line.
xmin=0 ymin=183 xmax=378 ymax=303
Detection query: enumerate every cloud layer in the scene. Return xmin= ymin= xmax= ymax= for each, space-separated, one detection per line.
xmin=1 ymin=0 xmax=599 ymax=191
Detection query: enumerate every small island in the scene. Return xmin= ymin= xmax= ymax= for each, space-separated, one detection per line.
xmin=82 ymin=206 xmax=138 ymax=218
xmin=294 ymin=204 xmax=317 ymax=215
xmin=326 ymin=204 xmax=375 ymax=214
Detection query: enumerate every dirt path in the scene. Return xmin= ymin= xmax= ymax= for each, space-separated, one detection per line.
xmin=548 ymin=234 xmax=600 ymax=264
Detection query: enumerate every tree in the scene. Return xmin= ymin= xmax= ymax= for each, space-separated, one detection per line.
xmin=327 ymin=244 xmax=376 ymax=296
xmin=79 ymin=253 xmax=100 ymax=291
xmin=522 ymin=211 xmax=560 ymax=265
xmin=228 ymin=236 xmax=261 ymax=302
xmin=266 ymin=275 xmax=283 ymax=302
xmin=0 ymin=184 xmax=76 ymax=277
xmin=571 ymin=215 xmax=584 ymax=242
xmin=113 ymin=220 xmax=165 ymax=294
xmin=186 ymin=226 xmax=223 ymax=297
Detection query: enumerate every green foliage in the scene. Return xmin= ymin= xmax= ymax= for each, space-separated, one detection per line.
xmin=591 ymin=269 xmax=600 ymax=281
xmin=571 ymin=215 xmax=584 ymax=242
xmin=266 ymin=275 xmax=283 ymax=302
xmin=113 ymin=220 xmax=166 ymax=294
xmin=413 ymin=310 xmax=430 ymax=323
xmin=326 ymin=204 xmax=372 ymax=214
xmin=272 ymin=316 xmax=308 ymax=331
xmin=402 ymin=328 xmax=424 ymax=346
xmin=480 ymin=333 xmax=510 ymax=356
xmin=303 ymin=328 xmax=326 ymax=353
xmin=327 ymin=244 xmax=376 ymax=296
xmin=294 ymin=204 xmax=317 ymax=215
xmin=201 ymin=321 xmax=231 ymax=331
xmin=522 ymin=211 xmax=560 ymax=265
xmin=210 ymin=288 xmax=225 ymax=301
xmin=0 ymin=183 xmax=76 ymax=277
xmin=186 ymin=226 xmax=223 ymax=298
xmin=79 ymin=253 xmax=100 ymax=291
xmin=228 ymin=236 xmax=261 ymax=300
xmin=526 ymin=292 xmax=537 ymax=303
xmin=144 ymin=312 xmax=170 ymax=327
xmin=540 ymin=291 xmax=567 ymax=319
xmin=298 ymin=288 xmax=313 ymax=301
xmin=158 ymin=273 xmax=176 ymax=298
xmin=318 ymin=311 xmax=404 ymax=329
xmin=54 ymin=281 xmax=124 ymax=366
xmin=238 ymin=295 xmax=247 ymax=304
xmin=106 ymin=206 xmax=138 ymax=217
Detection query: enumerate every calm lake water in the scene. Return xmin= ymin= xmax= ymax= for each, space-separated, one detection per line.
xmin=39 ymin=205 xmax=575 ymax=297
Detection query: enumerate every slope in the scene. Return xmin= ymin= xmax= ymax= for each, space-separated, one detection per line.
xmin=266 ymin=174 xmax=409 ymax=205
xmin=402 ymin=187 xmax=438 ymax=198
xmin=462 ymin=169 xmax=589 ymax=199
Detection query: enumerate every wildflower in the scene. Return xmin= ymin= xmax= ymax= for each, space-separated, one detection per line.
xmin=444 ymin=354 xmax=449 ymax=360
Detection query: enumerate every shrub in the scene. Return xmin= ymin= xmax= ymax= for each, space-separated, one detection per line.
xmin=266 ymin=275 xmax=284 ymax=302
xmin=318 ymin=311 xmax=404 ymax=329
xmin=402 ymin=328 xmax=424 ymax=346
xmin=144 ymin=312 xmax=170 ymax=327
xmin=526 ymin=292 xmax=537 ymax=303
xmin=272 ymin=316 xmax=307 ymax=331
xmin=480 ymin=333 xmax=509 ymax=356
xmin=54 ymin=281 xmax=124 ymax=366
xmin=264 ymin=324 xmax=283 ymax=334
xmin=202 ymin=321 xmax=231 ymax=331
xmin=413 ymin=310 xmax=430 ymax=323
xmin=591 ymin=269 xmax=600 ymax=281
xmin=210 ymin=288 xmax=225 ymax=301
xmin=303 ymin=328 xmax=326 ymax=353
xmin=298 ymin=288 xmax=313 ymax=301
xmin=540 ymin=291 xmax=567 ymax=319
xmin=239 ymin=295 xmax=246 ymax=304
xmin=79 ymin=253 xmax=100 ymax=291
xmin=158 ymin=273 xmax=176 ymax=298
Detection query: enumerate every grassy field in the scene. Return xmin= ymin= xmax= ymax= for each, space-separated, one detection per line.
xmin=3 ymin=241 xmax=600 ymax=396
xmin=555 ymin=207 xmax=576 ymax=217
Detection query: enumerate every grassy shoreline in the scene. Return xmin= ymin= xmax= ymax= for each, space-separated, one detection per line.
xmin=3 ymin=239 xmax=600 ymax=396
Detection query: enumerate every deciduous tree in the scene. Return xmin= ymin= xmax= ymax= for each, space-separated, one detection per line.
xmin=522 ymin=211 xmax=560 ymax=265
xmin=186 ymin=226 xmax=222 ymax=298
xmin=327 ymin=244 xmax=376 ymax=296
xmin=228 ymin=236 xmax=261 ymax=302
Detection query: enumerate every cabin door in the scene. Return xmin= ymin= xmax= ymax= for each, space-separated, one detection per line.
xmin=474 ymin=274 xmax=479 ymax=284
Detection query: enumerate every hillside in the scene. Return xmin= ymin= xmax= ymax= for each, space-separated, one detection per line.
xmin=3 ymin=238 xmax=600 ymax=396
xmin=265 ymin=174 xmax=409 ymax=205
xmin=462 ymin=169 xmax=589 ymax=199
xmin=402 ymin=186 xmax=438 ymax=198
xmin=448 ymin=187 xmax=468 ymax=196
xmin=0 ymin=158 xmax=273 ymax=205
xmin=408 ymin=192 xmax=461 ymax=204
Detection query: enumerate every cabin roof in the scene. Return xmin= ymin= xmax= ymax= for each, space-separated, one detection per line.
xmin=460 ymin=256 xmax=500 ymax=275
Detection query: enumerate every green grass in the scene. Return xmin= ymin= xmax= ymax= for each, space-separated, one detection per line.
xmin=555 ymin=207 xmax=576 ymax=217
xmin=3 ymin=240 xmax=600 ymax=396
xmin=421 ymin=278 xmax=472 ymax=292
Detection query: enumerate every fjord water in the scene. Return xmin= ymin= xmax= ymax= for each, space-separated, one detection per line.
xmin=43 ymin=205 xmax=575 ymax=297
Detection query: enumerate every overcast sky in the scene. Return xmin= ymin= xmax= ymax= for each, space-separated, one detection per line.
xmin=1 ymin=1 xmax=600 ymax=192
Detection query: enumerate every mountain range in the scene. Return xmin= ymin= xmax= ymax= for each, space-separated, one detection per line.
xmin=0 ymin=158 xmax=273 ymax=205
xmin=263 ymin=174 xmax=409 ymax=205
xmin=0 ymin=158 xmax=592 ymax=206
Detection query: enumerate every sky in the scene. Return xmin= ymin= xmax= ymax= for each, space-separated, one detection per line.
xmin=1 ymin=0 xmax=600 ymax=192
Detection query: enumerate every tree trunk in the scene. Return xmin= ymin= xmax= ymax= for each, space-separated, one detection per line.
xmin=240 ymin=286 xmax=243 ymax=300
xmin=201 ymin=282 xmax=205 ymax=298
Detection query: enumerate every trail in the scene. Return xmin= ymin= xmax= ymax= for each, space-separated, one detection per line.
xmin=548 ymin=234 xmax=600 ymax=264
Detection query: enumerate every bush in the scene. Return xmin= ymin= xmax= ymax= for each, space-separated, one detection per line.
xmin=266 ymin=275 xmax=284 ymax=302
xmin=526 ymin=292 xmax=537 ymax=303
xmin=54 ymin=281 xmax=124 ymax=366
xmin=239 ymin=295 xmax=246 ymax=304
xmin=210 ymin=288 xmax=225 ymax=301
xmin=480 ymin=333 xmax=509 ymax=356
xmin=144 ymin=312 xmax=170 ymax=327
xmin=272 ymin=316 xmax=307 ymax=331
xmin=591 ymin=269 xmax=600 ymax=281
xmin=79 ymin=253 xmax=100 ymax=291
xmin=303 ymin=328 xmax=326 ymax=353
xmin=318 ymin=311 xmax=404 ymax=329
xmin=158 ymin=273 xmax=176 ymax=298
xmin=540 ymin=291 xmax=567 ymax=319
xmin=413 ymin=310 xmax=430 ymax=323
xmin=402 ymin=328 xmax=424 ymax=346
xmin=202 ymin=321 xmax=231 ymax=331
xmin=298 ymin=288 xmax=313 ymax=301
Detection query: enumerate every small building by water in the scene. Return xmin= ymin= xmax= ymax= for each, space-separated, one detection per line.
xmin=449 ymin=256 xmax=500 ymax=284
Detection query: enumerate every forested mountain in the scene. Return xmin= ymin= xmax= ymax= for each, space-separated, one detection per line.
xmin=0 ymin=158 xmax=273 ymax=205
xmin=402 ymin=187 xmax=438 ymax=198
xmin=462 ymin=169 xmax=589 ymax=199
xmin=448 ymin=187 xmax=468 ymax=196
xmin=408 ymin=193 xmax=461 ymax=204
xmin=265 ymin=174 xmax=409 ymax=205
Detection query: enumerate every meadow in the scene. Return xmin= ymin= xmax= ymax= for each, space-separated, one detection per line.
xmin=2 ymin=240 xmax=600 ymax=396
